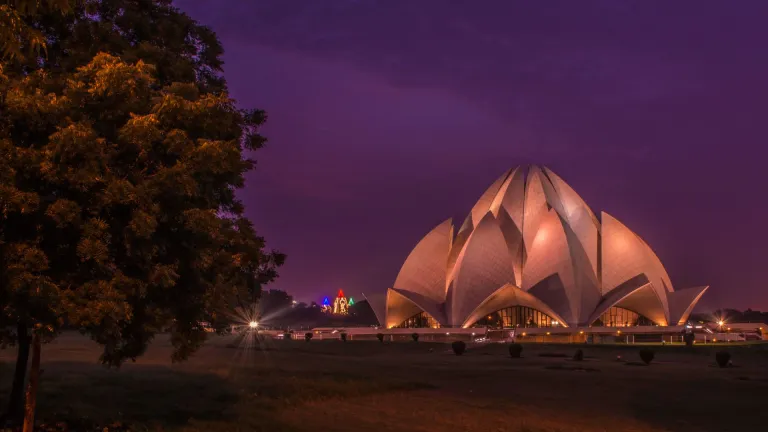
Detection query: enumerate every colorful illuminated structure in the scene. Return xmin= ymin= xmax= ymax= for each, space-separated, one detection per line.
xmin=333 ymin=289 xmax=349 ymax=315
xmin=371 ymin=165 xmax=708 ymax=329
xmin=320 ymin=290 xmax=352 ymax=315
xmin=320 ymin=296 xmax=332 ymax=314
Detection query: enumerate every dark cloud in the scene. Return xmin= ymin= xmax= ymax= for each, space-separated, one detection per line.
xmin=184 ymin=1 xmax=768 ymax=110
xmin=177 ymin=0 xmax=768 ymax=310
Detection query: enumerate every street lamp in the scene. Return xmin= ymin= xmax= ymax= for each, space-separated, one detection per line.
xmin=717 ymin=320 xmax=724 ymax=342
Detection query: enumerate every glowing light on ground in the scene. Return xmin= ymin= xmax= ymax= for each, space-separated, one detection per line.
xmin=217 ymin=300 xmax=301 ymax=371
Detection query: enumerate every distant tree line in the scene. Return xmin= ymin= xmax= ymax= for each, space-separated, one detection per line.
xmin=253 ymin=289 xmax=378 ymax=329
xmin=690 ymin=309 xmax=768 ymax=324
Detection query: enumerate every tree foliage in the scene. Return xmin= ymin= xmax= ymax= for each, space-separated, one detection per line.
xmin=0 ymin=0 xmax=284 ymax=367
xmin=0 ymin=1 xmax=76 ymax=60
xmin=258 ymin=289 xmax=294 ymax=319
xmin=638 ymin=348 xmax=655 ymax=365
xmin=451 ymin=340 xmax=466 ymax=356
xmin=3 ymin=0 xmax=228 ymax=94
xmin=0 ymin=51 xmax=283 ymax=365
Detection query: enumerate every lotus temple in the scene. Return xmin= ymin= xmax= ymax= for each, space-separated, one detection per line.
xmin=362 ymin=165 xmax=709 ymax=342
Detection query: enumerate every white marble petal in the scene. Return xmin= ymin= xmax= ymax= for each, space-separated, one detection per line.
xmin=393 ymin=219 xmax=453 ymax=304
xmin=449 ymin=213 xmax=517 ymax=325
xmin=668 ymin=286 xmax=709 ymax=325
xmin=461 ymin=283 xmax=569 ymax=328
xmin=601 ymin=212 xmax=670 ymax=321
xmin=522 ymin=209 xmax=577 ymax=324
xmin=385 ymin=288 xmax=423 ymax=329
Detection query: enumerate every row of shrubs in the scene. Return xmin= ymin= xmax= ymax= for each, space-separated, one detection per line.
xmin=302 ymin=332 xmax=419 ymax=342
xmin=300 ymin=333 xmax=733 ymax=368
xmin=446 ymin=342 xmax=733 ymax=368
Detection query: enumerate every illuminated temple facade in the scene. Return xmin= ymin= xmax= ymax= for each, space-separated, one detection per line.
xmin=371 ymin=166 xmax=708 ymax=330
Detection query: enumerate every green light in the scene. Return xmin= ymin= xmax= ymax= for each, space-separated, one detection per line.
xmin=348 ymin=297 xmax=355 ymax=305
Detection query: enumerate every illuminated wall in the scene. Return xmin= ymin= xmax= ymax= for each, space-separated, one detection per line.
xmin=393 ymin=311 xmax=441 ymax=329
xmin=595 ymin=307 xmax=656 ymax=327
xmin=472 ymin=306 xmax=560 ymax=328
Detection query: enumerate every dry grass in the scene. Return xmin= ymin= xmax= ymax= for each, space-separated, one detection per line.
xmin=1 ymin=333 xmax=768 ymax=431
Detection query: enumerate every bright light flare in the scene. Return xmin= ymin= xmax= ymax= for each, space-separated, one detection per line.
xmin=718 ymin=320 xmax=724 ymax=326
xmin=249 ymin=321 xmax=258 ymax=329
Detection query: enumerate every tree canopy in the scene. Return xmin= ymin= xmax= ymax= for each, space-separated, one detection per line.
xmin=3 ymin=0 xmax=227 ymax=93
xmin=0 ymin=1 xmax=75 ymax=60
xmin=0 ymin=0 xmax=284 ymax=366
xmin=258 ymin=289 xmax=294 ymax=319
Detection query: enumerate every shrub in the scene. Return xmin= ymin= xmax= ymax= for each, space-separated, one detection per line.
xmin=683 ymin=332 xmax=695 ymax=347
xmin=715 ymin=351 xmax=731 ymax=368
xmin=412 ymin=333 xmax=419 ymax=342
xmin=639 ymin=348 xmax=655 ymax=365
xmin=305 ymin=332 xmax=313 ymax=342
xmin=452 ymin=340 xmax=466 ymax=356
xmin=573 ymin=349 xmax=584 ymax=361
xmin=340 ymin=333 xmax=347 ymax=342
xmin=376 ymin=333 xmax=384 ymax=343
xmin=509 ymin=343 xmax=523 ymax=358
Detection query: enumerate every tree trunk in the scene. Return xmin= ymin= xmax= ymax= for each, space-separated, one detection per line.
xmin=21 ymin=332 xmax=40 ymax=432
xmin=6 ymin=321 xmax=30 ymax=422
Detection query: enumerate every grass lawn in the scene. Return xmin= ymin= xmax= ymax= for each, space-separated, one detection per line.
xmin=1 ymin=332 xmax=768 ymax=431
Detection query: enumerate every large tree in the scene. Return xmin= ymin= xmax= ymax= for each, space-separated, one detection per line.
xmin=0 ymin=0 xmax=284 ymax=427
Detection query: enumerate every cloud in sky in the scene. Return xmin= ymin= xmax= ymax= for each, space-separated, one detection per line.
xmin=177 ymin=0 xmax=768 ymax=310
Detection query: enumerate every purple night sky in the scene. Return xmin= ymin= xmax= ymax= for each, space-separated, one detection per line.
xmin=177 ymin=1 xmax=768 ymax=311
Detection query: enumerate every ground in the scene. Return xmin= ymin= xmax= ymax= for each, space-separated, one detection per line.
xmin=1 ymin=333 xmax=767 ymax=432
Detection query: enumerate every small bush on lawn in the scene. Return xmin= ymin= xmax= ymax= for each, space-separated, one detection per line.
xmin=639 ymin=348 xmax=655 ymax=365
xmin=573 ymin=349 xmax=584 ymax=361
xmin=509 ymin=343 xmax=523 ymax=358
xmin=452 ymin=341 xmax=466 ymax=356
xmin=412 ymin=333 xmax=419 ymax=342
xmin=684 ymin=332 xmax=695 ymax=347
xmin=340 ymin=332 xmax=347 ymax=342
xmin=715 ymin=351 xmax=731 ymax=368
xmin=377 ymin=333 xmax=384 ymax=343
xmin=305 ymin=332 xmax=313 ymax=342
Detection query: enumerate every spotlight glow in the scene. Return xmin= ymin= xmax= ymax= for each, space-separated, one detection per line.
xmin=249 ymin=321 xmax=258 ymax=329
